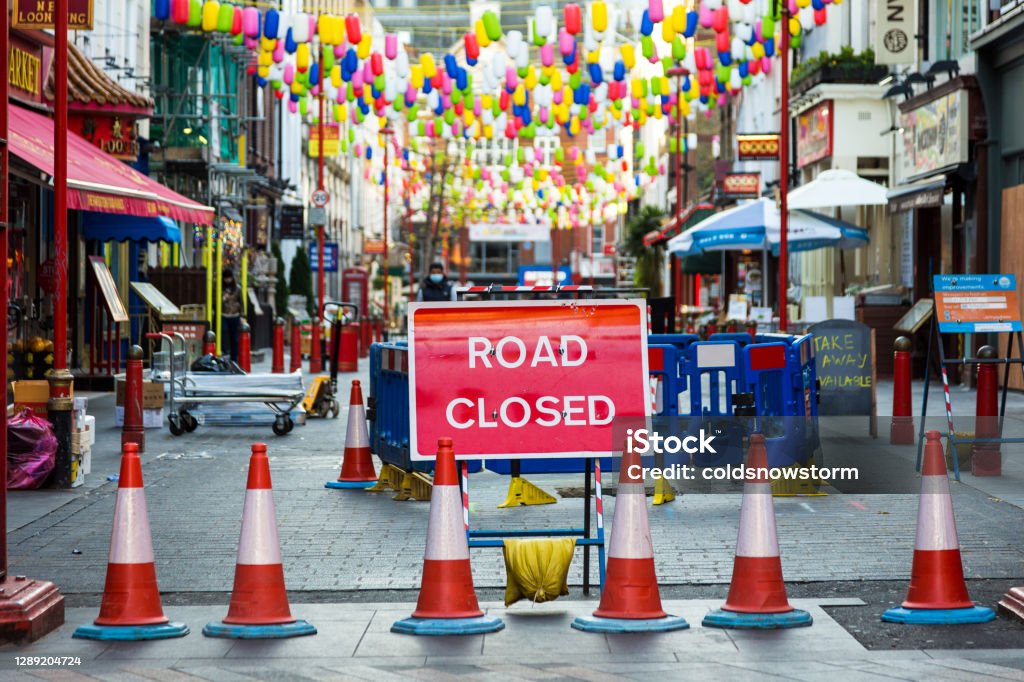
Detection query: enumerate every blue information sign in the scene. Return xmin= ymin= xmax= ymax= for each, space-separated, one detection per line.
xmin=308 ymin=242 xmax=340 ymax=273
xmin=933 ymin=274 xmax=1022 ymax=333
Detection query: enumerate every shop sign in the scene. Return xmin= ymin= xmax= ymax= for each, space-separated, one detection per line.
xmin=13 ymin=0 xmax=94 ymax=30
xmin=796 ymin=101 xmax=833 ymax=169
xmin=8 ymin=37 xmax=46 ymax=104
xmin=364 ymin=239 xmax=385 ymax=254
xmin=720 ymin=172 xmax=761 ymax=199
xmin=874 ymin=0 xmax=916 ymax=65
xmin=736 ymin=133 xmax=780 ymax=161
xmin=68 ymin=115 xmax=140 ymax=161
xmin=603 ymin=244 xmax=616 ymax=256
xmin=308 ymin=241 xmax=339 ymax=272
xmin=308 ymin=124 xmax=340 ymax=156
xmin=469 ymin=222 xmax=551 ymax=242
xmin=898 ymin=90 xmax=968 ymax=183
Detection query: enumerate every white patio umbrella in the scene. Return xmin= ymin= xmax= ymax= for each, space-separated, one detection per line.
xmin=787 ymin=169 xmax=889 ymax=209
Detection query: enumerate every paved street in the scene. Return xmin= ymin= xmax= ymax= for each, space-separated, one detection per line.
xmin=2 ymin=357 xmax=1023 ymax=679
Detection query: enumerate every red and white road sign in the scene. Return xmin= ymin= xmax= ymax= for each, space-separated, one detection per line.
xmin=409 ymin=300 xmax=650 ymax=460
xmin=311 ymin=189 xmax=330 ymax=207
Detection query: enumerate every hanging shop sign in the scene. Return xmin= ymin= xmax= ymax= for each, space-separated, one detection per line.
xmin=469 ymin=222 xmax=551 ymax=242
xmin=874 ymin=0 xmax=917 ymax=65
xmin=12 ymin=0 xmax=94 ymax=30
xmin=736 ymin=133 xmax=780 ymax=161
xmin=898 ymin=90 xmax=969 ymax=183
xmin=364 ymin=239 xmax=386 ymax=254
xmin=279 ymin=205 xmax=305 ymax=239
xmin=796 ymin=101 xmax=834 ymax=169
xmin=68 ymin=115 xmax=140 ymax=161
xmin=720 ymin=172 xmax=761 ymax=199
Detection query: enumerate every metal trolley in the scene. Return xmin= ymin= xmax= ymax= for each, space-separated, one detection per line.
xmin=145 ymin=332 xmax=306 ymax=436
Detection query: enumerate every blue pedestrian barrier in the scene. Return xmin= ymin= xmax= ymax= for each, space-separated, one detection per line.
xmin=709 ymin=332 xmax=754 ymax=347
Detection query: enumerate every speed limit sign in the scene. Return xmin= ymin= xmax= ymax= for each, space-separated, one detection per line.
xmin=311 ymin=189 xmax=330 ymax=207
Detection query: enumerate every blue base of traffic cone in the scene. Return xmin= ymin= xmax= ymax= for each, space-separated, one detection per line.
xmin=702 ymin=608 xmax=813 ymax=630
xmin=73 ymin=621 xmax=189 ymax=641
xmin=391 ymin=615 xmax=504 ymax=635
xmin=202 ymin=619 xmax=317 ymax=639
xmin=881 ymin=605 xmax=996 ymax=625
xmin=571 ymin=614 xmax=690 ymax=633
xmin=325 ymin=480 xmax=376 ymax=489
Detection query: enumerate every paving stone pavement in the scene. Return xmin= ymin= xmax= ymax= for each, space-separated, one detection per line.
xmin=1 ymin=601 xmax=1023 ymax=680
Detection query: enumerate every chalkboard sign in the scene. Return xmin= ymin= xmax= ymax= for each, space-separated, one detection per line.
xmin=808 ymin=319 xmax=875 ymax=421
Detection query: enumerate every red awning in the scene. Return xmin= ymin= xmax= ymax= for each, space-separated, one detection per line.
xmin=8 ymin=105 xmax=214 ymax=225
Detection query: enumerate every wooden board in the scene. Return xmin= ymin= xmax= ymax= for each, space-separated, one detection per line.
xmin=1000 ymin=184 xmax=1024 ymax=389
xmin=894 ymin=298 xmax=934 ymax=334
xmin=131 ymin=282 xmax=181 ymax=317
xmin=88 ymin=257 xmax=129 ymax=323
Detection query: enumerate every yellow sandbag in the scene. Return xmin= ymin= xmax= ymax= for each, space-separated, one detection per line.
xmin=502 ymin=538 xmax=576 ymax=606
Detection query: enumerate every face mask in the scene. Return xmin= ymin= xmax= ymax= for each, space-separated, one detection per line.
xmin=429 ymin=274 xmax=444 ymax=284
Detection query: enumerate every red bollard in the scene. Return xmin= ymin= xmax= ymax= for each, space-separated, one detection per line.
xmin=374 ymin=317 xmax=383 ymax=343
xmin=203 ymin=331 xmax=217 ymax=356
xmin=971 ymin=345 xmax=1002 ymax=476
xmin=238 ymin=320 xmax=251 ymax=373
xmin=122 ymin=344 xmax=145 ymax=452
xmin=746 ymin=321 xmax=757 ymax=342
xmin=271 ymin=317 xmax=285 ymax=374
xmin=338 ymin=322 xmax=359 ymax=372
xmin=359 ymin=319 xmax=371 ymax=358
xmin=890 ymin=336 xmax=914 ymax=445
xmin=290 ymin=322 xmax=302 ymax=373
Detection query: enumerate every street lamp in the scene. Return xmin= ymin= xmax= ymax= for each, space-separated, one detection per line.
xmin=380 ymin=128 xmax=394 ymax=335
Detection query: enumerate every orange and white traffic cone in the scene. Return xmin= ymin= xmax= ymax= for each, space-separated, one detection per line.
xmin=325 ymin=379 xmax=377 ymax=489
xmin=392 ymin=437 xmax=504 ymax=635
xmin=703 ymin=434 xmax=812 ymax=629
xmin=881 ymin=431 xmax=995 ymax=624
xmin=572 ymin=446 xmax=688 ymax=633
xmin=204 ymin=444 xmax=315 ymax=638
xmin=73 ymin=443 xmax=188 ymax=641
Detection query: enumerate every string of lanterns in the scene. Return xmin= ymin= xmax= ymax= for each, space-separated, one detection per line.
xmin=154 ymin=0 xmax=838 ymax=230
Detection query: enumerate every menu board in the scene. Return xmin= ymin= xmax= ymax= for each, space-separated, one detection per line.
xmin=894 ymin=298 xmax=933 ymax=334
xmin=131 ymin=282 xmax=181 ymax=317
xmin=809 ymin=319 xmax=874 ymax=418
xmin=933 ymin=275 xmax=1021 ymax=333
xmin=88 ymin=257 xmax=129 ymax=323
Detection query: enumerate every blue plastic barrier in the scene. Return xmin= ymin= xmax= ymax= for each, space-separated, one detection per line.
xmin=709 ymin=332 xmax=754 ymax=347
xmin=683 ymin=341 xmax=744 ymax=417
xmin=368 ymin=342 xmax=481 ymax=474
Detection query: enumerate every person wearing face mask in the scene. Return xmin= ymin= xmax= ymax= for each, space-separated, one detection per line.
xmin=415 ymin=262 xmax=458 ymax=302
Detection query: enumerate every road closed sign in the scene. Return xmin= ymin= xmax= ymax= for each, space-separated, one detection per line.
xmin=409 ymin=300 xmax=649 ymax=460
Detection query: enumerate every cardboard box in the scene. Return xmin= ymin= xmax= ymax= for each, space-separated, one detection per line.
xmin=12 ymin=380 xmax=54 ymax=416
xmin=114 ymin=406 xmax=164 ymax=428
xmin=115 ymin=380 xmax=165 ymax=409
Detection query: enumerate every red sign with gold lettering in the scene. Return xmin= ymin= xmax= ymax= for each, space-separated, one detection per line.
xmin=13 ymin=0 xmax=94 ymax=30
xmin=68 ymin=114 xmax=140 ymax=161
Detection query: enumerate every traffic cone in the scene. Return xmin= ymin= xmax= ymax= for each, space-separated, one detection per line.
xmin=325 ymin=380 xmax=377 ymax=489
xmin=392 ymin=437 xmax=504 ymax=635
xmin=703 ymin=434 xmax=812 ymax=629
xmin=204 ymin=444 xmax=316 ymax=638
xmin=73 ymin=443 xmax=188 ymax=641
xmin=572 ymin=446 xmax=688 ymax=633
xmin=881 ymin=431 xmax=995 ymax=624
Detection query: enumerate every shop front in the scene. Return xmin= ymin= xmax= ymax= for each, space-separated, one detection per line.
xmin=886 ymin=77 xmax=987 ymax=381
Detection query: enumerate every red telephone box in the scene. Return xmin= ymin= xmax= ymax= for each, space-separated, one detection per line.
xmin=342 ymin=267 xmax=369 ymax=317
